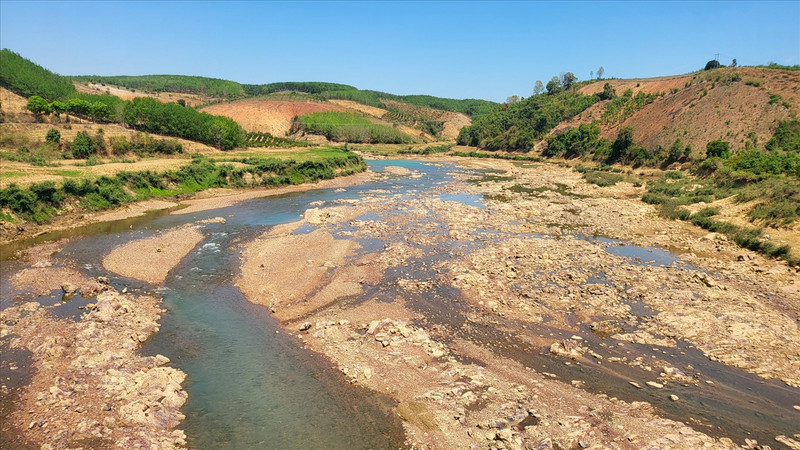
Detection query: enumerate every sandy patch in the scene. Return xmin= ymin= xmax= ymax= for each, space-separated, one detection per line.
xmin=103 ymin=225 xmax=206 ymax=284
xmin=237 ymin=228 xmax=359 ymax=321
xmin=381 ymin=165 xmax=413 ymax=176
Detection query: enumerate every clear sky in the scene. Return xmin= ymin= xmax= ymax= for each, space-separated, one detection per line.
xmin=1 ymin=1 xmax=798 ymax=102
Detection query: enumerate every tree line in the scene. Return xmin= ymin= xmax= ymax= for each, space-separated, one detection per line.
xmin=4 ymin=49 xmax=246 ymax=150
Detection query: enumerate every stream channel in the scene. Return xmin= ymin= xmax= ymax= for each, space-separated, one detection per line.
xmin=2 ymin=159 xmax=799 ymax=447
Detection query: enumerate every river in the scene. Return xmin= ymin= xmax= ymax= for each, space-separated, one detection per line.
xmin=2 ymin=159 xmax=798 ymax=448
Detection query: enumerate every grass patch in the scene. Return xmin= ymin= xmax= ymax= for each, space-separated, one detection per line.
xmin=583 ymin=170 xmax=624 ymax=187
xmin=246 ymin=132 xmax=312 ymax=148
xmin=53 ymin=169 xmax=82 ymax=177
xmin=0 ymin=171 xmax=26 ymax=179
xmin=454 ymin=151 xmax=543 ymax=162
xmin=293 ymin=112 xmax=414 ymax=144
xmin=651 ymin=198 xmax=799 ymax=266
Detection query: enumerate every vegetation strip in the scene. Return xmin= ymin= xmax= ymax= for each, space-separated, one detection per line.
xmin=0 ymin=151 xmax=366 ymax=224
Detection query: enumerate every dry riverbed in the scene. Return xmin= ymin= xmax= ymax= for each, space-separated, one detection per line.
xmin=236 ymin=160 xmax=800 ymax=449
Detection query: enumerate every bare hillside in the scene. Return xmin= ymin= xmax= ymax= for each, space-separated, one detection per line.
xmin=553 ymin=67 xmax=800 ymax=156
xmin=381 ymin=99 xmax=471 ymax=140
xmin=562 ymin=67 xmax=800 ymax=156
xmin=200 ymin=99 xmax=348 ymax=136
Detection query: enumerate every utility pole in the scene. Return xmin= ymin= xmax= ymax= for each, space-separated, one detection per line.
xmin=714 ymin=53 xmax=720 ymax=64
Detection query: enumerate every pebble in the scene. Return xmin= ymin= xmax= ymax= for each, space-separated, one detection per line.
xmin=669 ymin=394 xmax=679 ymax=401
xmin=629 ymin=382 xmax=642 ymax=389
xmin=646 ymin=381 xmax=664 ymax=389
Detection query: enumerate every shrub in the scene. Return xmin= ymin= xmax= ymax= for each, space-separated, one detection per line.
xmin=706 ymin=140 xmax=730 ymax=159
xmin=71 ymin=131 xmax=95 ymax=159
xmin=45 ymin=128 xmax=61 ymax=144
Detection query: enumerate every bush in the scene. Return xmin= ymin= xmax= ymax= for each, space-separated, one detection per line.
xmin=706 ymin=140 xmax=730 ymax=159
xmin=45 ymin=128 xmax=61 ymax=144
xmin=71 ymin=131 xmax=95 ymax=159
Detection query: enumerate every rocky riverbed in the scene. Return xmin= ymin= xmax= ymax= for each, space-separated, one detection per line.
xmin=2 ymin=158 xmax=799 ymax=449
xmin=236 ymin=159 xmax=800 ymax=448
xmin=1 ymin=243 xmax=187 ymax=449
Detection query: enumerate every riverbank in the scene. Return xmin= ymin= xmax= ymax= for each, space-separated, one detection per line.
xmin=0 ymin=169 xmax=376 ymax=248
xmin=234 ymin=159 xmax=799 ymax=448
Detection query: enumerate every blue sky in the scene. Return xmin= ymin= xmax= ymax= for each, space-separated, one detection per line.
xmin=1 ymin=1 xmax=797 ymax=102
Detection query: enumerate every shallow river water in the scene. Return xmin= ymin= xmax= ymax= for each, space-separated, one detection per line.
xmin=2 ymin=159 xmax=799 ymax=447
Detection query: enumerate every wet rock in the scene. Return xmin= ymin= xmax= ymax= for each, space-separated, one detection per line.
xmin=589 ymin=320 xmax=624 ymax=337
xmin=775 ymin=435 xmax=800 ymax=450
xmin=612 ymin=331 xmax=676 ymax=348
xmin=549 ymin=339 xmax=586 ymax=359
xmin=61 ymin=282 xmax=78 ymax=294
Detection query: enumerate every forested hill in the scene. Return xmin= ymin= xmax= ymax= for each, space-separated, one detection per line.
xmin=71 ymin=74 xmax=247 ymax=99
xmin=0 ymin=49 xmax=247 ymax=150
xmin=72 ymin=75 xmax=498 ymax=119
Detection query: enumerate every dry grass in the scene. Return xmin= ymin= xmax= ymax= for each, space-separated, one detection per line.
xmin=200 ymin=99 xmax=348 ymax=135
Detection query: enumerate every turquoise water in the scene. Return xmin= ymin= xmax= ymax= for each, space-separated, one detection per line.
xmin=143 ymin=227 xmax=401 ymax=448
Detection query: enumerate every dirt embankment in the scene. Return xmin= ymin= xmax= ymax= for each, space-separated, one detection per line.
xmin=235 ymin=160 xmax=800 ymax=448
xmin=1 ymin=243 xmax=187 ymax=448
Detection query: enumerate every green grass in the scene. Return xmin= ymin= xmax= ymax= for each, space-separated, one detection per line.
xmin=294 ymin=112 xmax=414 ymax=144
xmin=52 ymin=169 xmax=82 ymax=177
xmin=397 ymin=144 xmax=453 ymax=155
xmin=583 ymin=170 xmax=624 ymax=187
xmin=453 ymin=151 xmax=544 ymax=162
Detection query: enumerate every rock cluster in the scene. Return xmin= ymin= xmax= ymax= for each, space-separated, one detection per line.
xmin=2 ymin=284 xmax=186 ymax=448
